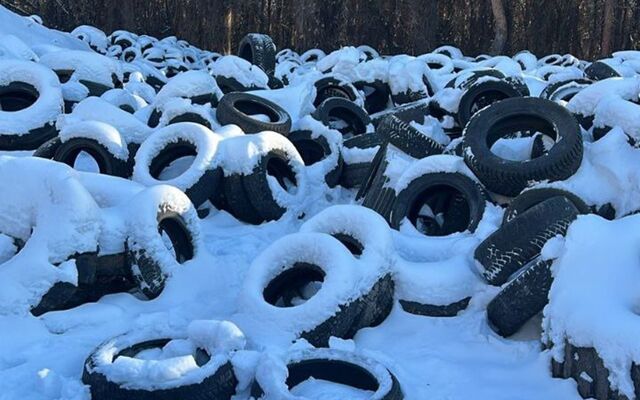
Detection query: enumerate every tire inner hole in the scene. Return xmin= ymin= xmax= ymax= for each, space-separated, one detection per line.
xmin=331 ymin=233 xmax=364 ymax=257
xmin=267 ymin=156 xmax=298 ymax=192
xmin=263 ymin=262 xmax=325 ymax=307
xmin=287 ymin=359 xmax=379 ymax=395
xmin=327 ymin=107 xmax=366 ymax=139
xmin=150 ymin=140 xmax=197 ymax=181
xmin=116 ymin=338 xmax=210 ymax=368
xmin=158 ymin=215 xmax=194 ymax=263
xmin=408 ymin=184 xmax=471 ymax=236
xmin=293 ymin=138 xmax=326 ymax=166
xmin=234 ymin=99 xmax=279 ymax=123
xmin=487 ymin=114 xmax=558 ymax=162
xmin=0 ymin=82 xmax=39 ymax=111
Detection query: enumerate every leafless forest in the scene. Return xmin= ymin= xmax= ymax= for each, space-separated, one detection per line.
xmin=3 ymin=0 xmax=638 ymax=58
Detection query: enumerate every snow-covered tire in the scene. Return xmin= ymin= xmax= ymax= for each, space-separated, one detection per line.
xmin=359 ymin=144 xmax=396 ymax=222
xmin=300 ymin=205 xmax=395 ymax=328
xmin=82 ymin=324 xmax=240 ymax=400
xmin=476 ymin=196 xmax=578 ymax=286
xmin=53 ymin=121 xmax=130 ymax=177
xmin=371 ymin=101 xmax=429 ymax=128
xmin=462 ymin=97 xmax=583 ymax=197
xmin=0 ymin=60 xmax=62 ymax=150
xmin=390 ymin=172 xmax=487 ymax=236
xmin=399 ymin=297 xmax=471 ymax=318
xmin=126 ymin=186 xmax=199 ymax=299
xmin=240 ymin=136 xmax=307 ymax=222
xmin=312 ymin=97 xmax=371 ymax=138
xmin=456 ymin=79 xmax=523 ymax=128
xmin=251 ymin=348 xmax=403 ymax=400
xmin=237 ymin=33 xmax=277 ymax=74
xmin=133 ymin=123 xmax=222 ymax=208
xmin=313 ymin=76 xmax=360 ymax=108
xmin=288 ymin=129 xmax=343 ymax=188
xmin=30 ymin=281 xmax=77 ymax=316
xmin=585 ymin=61 xmax=620 ymax=81
xmin=377 ymin=114 xmax=443 ymax=159
xmin=216 ymin=92 xmax=291 ymax=135
xmin=540 ymin=79 xmax=592 ymax=102
xmin=502 ymin=188 xmax=590 ymax=226
xmin=238 ymin=232 xmax=388 ymax=347
xmin=487 ymin=258 xmax=553 ymax=337
xmin=221 ymin=173 xmax=264 ymax=224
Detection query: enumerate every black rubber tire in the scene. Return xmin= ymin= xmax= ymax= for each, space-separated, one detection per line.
xmin=168 ymin=112 xmax=212 ymax=129
xmin=445 ymin=69 xmax=506 ymax=90
xmin=371 ymin=100 xmax=430 ymax=127
xmin=83 ymin=337 xmax=238 ymax=400
xmin=313 ymin=76 xmax=360 ymax=108
xmin=391 ymin=72 xmax=434 ymax=106
xmin=399 ymin=296 xmax=471 ymax=317
xmin=237 ymin=33 xmax=277 ymax=74
xmin=359 ymin=145 xmax=396 ymax=222
xmin=312 ymin=97 xmax=371 ymax=139
xmin=33 ymin=136 xmax=62 ymax=159
xmin=127 ymin=201 xmax=196 ymax=299
xmin=354 ymin=80 xmax=391 ymax=114
xmin=476 ymin=196 xmax=579 ymax=286
xmin=457 ymin=79 xmax=523 ymax=128
xmin=462 ymin=97 xmax=584 ymax=197
xmin=288 ymin=130 xmax=342 ymax=188
xmin=502 ymin=188 xmax=590 ymax=226
xmin=216 ymin=92 xmax=291 ymax=135
xmin=339 ymin=161 xmax=373 ymax=189
xmin=215 ymin=75 xmax=258 ymax=94
xmin=222 ymin=173 xmax=264 ymax=224
xmin=30 ymin=281 xmax=77 ymax=316
xmin=377 ymin=114 xmax=444 ymax=159
xmin=141 ymin=138 xmax=222 ymax=208
xmin=540 ymin=79 xmax=592 ymax=102
xmin=390 ymin=172 xmax=487 ymax=236
xmin=487 ymin=258 xmax=553 ymax=337
xmin=0 ymin=120 xmax=58 ymax=151
xmin=585 ymin=61 xmax=621 ymax=81
xmin=242 ymin=148 xmax=302 ymax=222
xmin=53 ymin=137 xmax=131 ymax=178
xmin=250 ymin=349 xmax=403 ymax=400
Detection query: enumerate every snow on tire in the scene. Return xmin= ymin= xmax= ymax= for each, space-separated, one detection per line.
xmin=126 ymin=185 xmax=200 ymax=299
xmin=287 ymin=128 xmax=343 ymax=188
xmin=237 ymin=33 xmax=277 ymax=74
xmin=502 ymin=187 xmax=590 ymax=226
xmin=462 ymin=97 xmax=584 ymax=197
xmin=132 ymin=122 xmax=223 ymax=207
xmin=251 ymin=348 xmax=403 ymax=399
xmin=0 ymin=59 xmax=62 ymax=150
xmin=236 ymin=232 xmax=384 ymax=347
xmin=82 ymin=320 xmax=243 ymax=400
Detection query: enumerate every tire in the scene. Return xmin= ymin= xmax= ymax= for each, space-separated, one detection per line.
xmin=0 ymin=60 xmax=62 ymax=150
xmin=242 ymin=145 xmax=306 ymax=222
xmin=288 ymin=129 xmax=343 ymax=188
xmin=133 ymin=123 xmax=222 ymax=208
xmin=370 ymin=100 xmax=430 ymax=127
xmin=585 ymin=61 xmax=621 ymax=81
xmin=217 ymin=92 xmax=291 ymax=135
xmin=237 ymin=233 xmax=390 ymax=347
xmin=390 ymin=172 xmax=487 ymax=236
xmin=312 ymin=97 xmax=371 ymax=139
xmin=126 ymin=186 xmax=199 ymax=299
xmin=462 ymin=97 xmax=583 ymax=197
xmin=377 ymin=114 xmax=444 ymax=159
xmin=30 ymin=281 xmax=77 ymax=317
xmin=358 ymin=144 xmax=396 ymax=222
xmin=540 ymin=79 xmax=592 ymax=102
xmin=354 ymin=80 xmax=390 ymax=114
xmin=215 ymin=76 xmax=259 ymax=94
xmin=313 ymin=76 xmax=360 ymax=108
xmin=399 ymin=296 xmax=471 ymax=317
xmin=487 ymin=258 xmax=553 ymax=337
xmin=222 ymin=173 xmax=264 ymax=224
xmin=53 ymin=136 xmax=130 ymax=177
xmin=237 ymin=33 xmax=277 ymax=74
xmin=82 ymin=325 xmax=239 ymax=400
xmin=33 ymin=136 xmax=62 ymax=159
xmin=502 ymin=188 xmax=590 ymax=226
xmin=476 ymin=196 xmax=579 ymax=286
xmin=340 ymin=161 xmax=373 ymax=189
xmin=457 ymin=79 xmax=523 ymax=128
xmin=250 ymin=348 xmax=403 ymax=400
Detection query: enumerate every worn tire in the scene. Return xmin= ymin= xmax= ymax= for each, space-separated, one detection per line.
xmin=377 ymin=114 xmax=443 ymax=159
xmin=476 ymin=196 xmax=579 ymax=286
xmin=217 ymin=92 xmax=291 ymax=135
xmin=502 ymin=187 xmax=590 ymax=226
xmin=462 ymin=97 xmax=583 ymax=197
xmin=312 ymin=97 xmax=371 ymax=139
xmin=288 ymin=129 xmax=342 ymax=188
xmin=237 ymin=33 xmax=277 ymax=74
xmin=457 ymin=79 xmax=523 ymax=128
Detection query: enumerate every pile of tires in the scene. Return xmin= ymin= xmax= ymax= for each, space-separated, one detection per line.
xmin=0 ymin=15 xmax=639 ymax=399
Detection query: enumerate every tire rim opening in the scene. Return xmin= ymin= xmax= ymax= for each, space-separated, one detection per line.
xmin=263 ymin=262 xmax=325 ymax=307
xmin=158 ymin=216 xmax=194 ymax=263
xmin=238 ymin=43 xmax=254 ymax=64
xmin=150 ymin=140 xmax=198 ymax=181
xmin=331 ymin=233 xmax=364 ymax=257
xmin=287 ymin=359 xmax=380 ymax=394
xmin=327 ymin=108 xmax=366 ymax=139
xmin=408 ymin=184 xmax=471 ymax=236
xmin=0 ymin=82 xmax=39 ymax=112
xmin=73 ymin=150 xmax=101 ymax=173
xmin=294 ymin=139 xmax=326 ymax=166
xmin=116 ymin=338 xmax=210 ymax=368
xmin=234 ymin=99 xmax=280 ymax=123
xmin=267 ymin=156 xmax=298 ymax=192
xmin=487 ymin=114 xmax=558 ymax=162
xmin=469 ymin=90 xmax=511 ymax=116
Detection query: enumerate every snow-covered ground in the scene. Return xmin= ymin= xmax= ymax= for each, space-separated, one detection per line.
xmin=0 ymin=5 xmax=639 ymax=400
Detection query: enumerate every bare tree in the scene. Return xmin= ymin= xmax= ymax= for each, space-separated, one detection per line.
xmin=489 ymin=0 xmax=508 ymax=55
xmin=601 ymin=0 xmax=615 ymax=55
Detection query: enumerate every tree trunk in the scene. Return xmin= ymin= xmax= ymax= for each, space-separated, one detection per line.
xmin=490 ymin=0 xmax=508 ymax=54
xmin=601 ymin=0 xmax=615 ymax=56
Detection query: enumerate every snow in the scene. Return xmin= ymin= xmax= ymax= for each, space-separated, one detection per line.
xmin=39 ymin=49 xmax=122 ymax=88
xmin=0 ymin=6 xmax=637 ymax=400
